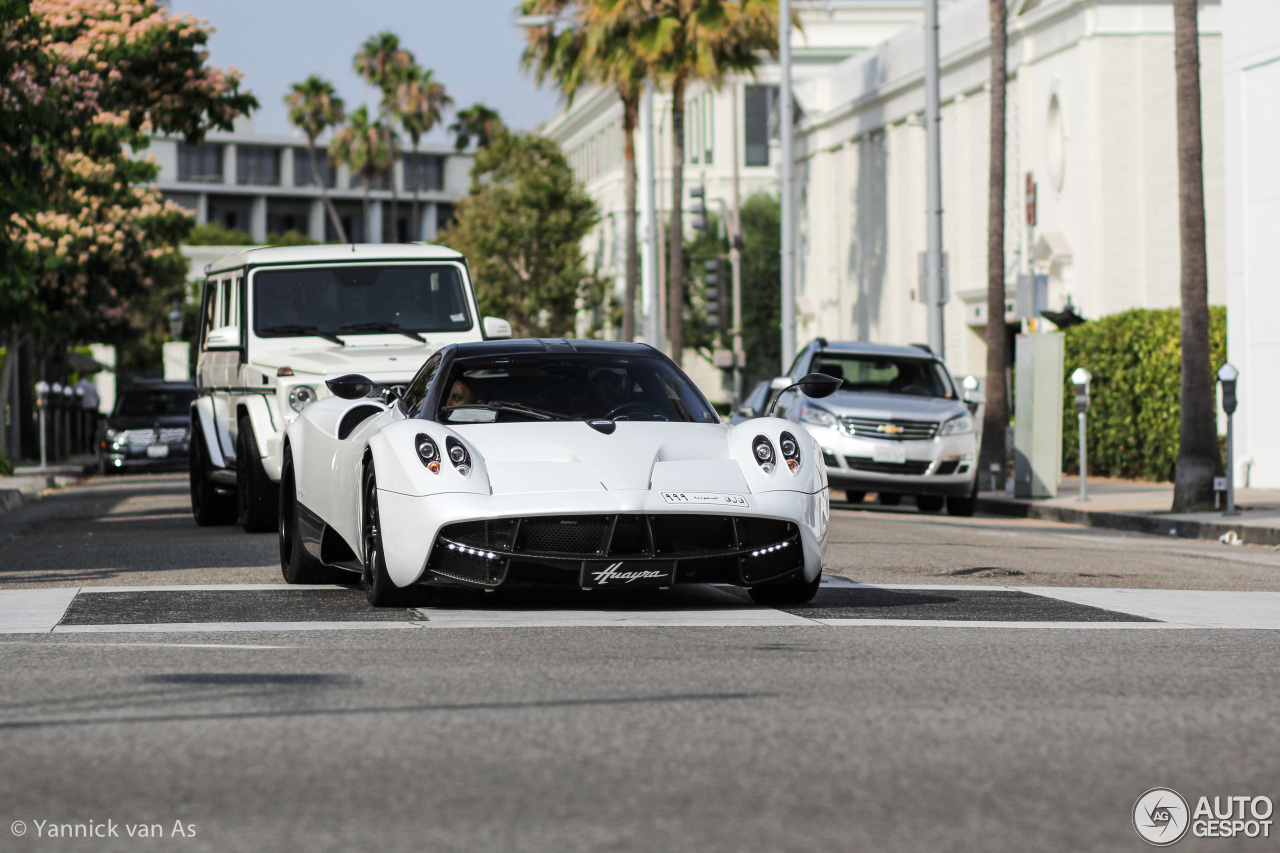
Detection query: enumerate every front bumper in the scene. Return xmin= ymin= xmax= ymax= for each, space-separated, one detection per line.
xmin=376 ymin=488 xmax=828 ymax=590
xmin=801 ymin=424 xmax=977 ymax=496
xmin=102 ymin=441 xmax=190 ymax=471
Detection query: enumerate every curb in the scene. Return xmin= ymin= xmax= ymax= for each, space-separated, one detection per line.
xmin=976 ymin=497 xmax=1280 ymax=547
xmin=0 ymin=463 xmax=99 ymax=519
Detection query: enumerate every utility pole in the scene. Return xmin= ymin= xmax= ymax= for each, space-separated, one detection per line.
xmin=924 ymin=0 xmax=946 ymax=358
xmin=730 ymin=84 xmax=745 ymax=408
xmin=779 ymin=0 xmax=796 ymax=372
xmin=640 ymin=81 xmax=663 ymax=351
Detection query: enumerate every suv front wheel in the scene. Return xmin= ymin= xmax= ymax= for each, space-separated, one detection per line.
xmin=237 ymin=415 xmax=279 ymax=532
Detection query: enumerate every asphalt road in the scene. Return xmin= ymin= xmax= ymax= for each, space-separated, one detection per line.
xmin=1 ymin=474 xmax=1278 ymax=852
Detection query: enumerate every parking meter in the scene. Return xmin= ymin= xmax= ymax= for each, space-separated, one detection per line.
xmin=1071 ymin=368 xmax=1092 ymax=501
xmin=1218 ymin=362 xmax=1238 ymax=416
xmin=1071 ymin=367 xmax=1091 ymax=413
xmin=1219 ymin=363 xmax=1239 ymax=516
xmin=34 ymin=381 xmax=49 ymax=468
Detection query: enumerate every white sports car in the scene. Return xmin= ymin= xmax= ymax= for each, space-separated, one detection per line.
xmin=279 ymin=339 xmax=840 ymax=607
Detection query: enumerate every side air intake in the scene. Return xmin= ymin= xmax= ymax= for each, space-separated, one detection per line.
xmin=338 ymin=405 xmax=384 ymax=440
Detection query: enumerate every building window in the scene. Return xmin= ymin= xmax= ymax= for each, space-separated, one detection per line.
xmin=704 ymin=92 xmax=714 ymax=165
xmin=236 ymin=145 xmax=280 ymax=186
xmin=350 ymin=169 xmax=389 ymax=190
xmin=405 ymin=154 xmax=444 ymax=191
xmin=177 ymin=142 xmax=223 ymax=183
xmin=744 ymin=84 xmax=778 ymax=167
xmin=293 ymin=148 xmax=335 ymax=188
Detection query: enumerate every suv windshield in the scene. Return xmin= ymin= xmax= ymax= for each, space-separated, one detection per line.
xmin=115 ymin=388 xmax=197 ymax=417
xmin=253 ymin=265 xmax=471 ymax=338
xmin=811 ymin=352 xmax=955 ymax=399
xmin=438 ymin=354 xmax=719 ymax=424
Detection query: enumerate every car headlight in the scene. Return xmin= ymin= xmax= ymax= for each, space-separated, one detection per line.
xmin=779 ymin=430 xmax=802 ymax=472
xmin=446 ymin=436 xmax=471 ymax=477
xmin=752 ymin=435 xmax=776 ymax=475
xmin=288 ymin=385 xmax=317 ymax=413
xmin=939 ymin=413 xmax=974 ymax=436
xmin=416 ymin=434 xmax=441 ymax=473
xmin=105 ymin=428 xmax=121 ymax=440
xmin=799 ymin=403 xmax=836 ymax=428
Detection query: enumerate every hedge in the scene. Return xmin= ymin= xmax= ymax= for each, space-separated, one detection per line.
xmin=1059 ymin=306 xmax=1226 ymax=482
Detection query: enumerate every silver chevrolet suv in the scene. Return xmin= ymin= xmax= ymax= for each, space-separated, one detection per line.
xmin=767 ymin=339 xmax=984 ymax=515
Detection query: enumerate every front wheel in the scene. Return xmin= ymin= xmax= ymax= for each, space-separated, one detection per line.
xmin=279 ymin=452 xmax=345 ymax=584
xmin=361 ymin=467 xmax=429 ymax=608
xmin=237 ymin=416 xmax=279 ymax=533
xmin=748 ymin=571 xmax=822 ymax=607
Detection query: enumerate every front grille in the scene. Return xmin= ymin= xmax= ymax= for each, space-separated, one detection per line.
xmin=516 ymin=516 xmax=611 ymax=555
xmin=821 ymin=451 xmax=839 ymax=467
xmin=446 ymin=518 xmax=519 ymax=550
xmin=844 ymin=456 xmax=932 ymax=476
xmin=935 ymin=459 xmax=959 ymax=475
xmin=651 ymin=515 xmax=735 ymax=555
xmin=839 ymin=417 xmax=938 ymax=441
xmin=122 ymin=429 xmax=157 ymax=445
xmin=429 ymin=547 xmax=507 ymax=586
xmin=158 ymin=427 xmax=188 ymax=443
xmin=739 ymin=517 xmax=795 ymax=548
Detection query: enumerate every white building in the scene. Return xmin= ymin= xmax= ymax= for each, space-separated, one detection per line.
xmin=540 ymin=1 xmax=926 ymax=397
xmin=1223 ymin=0 xmax=1280 ymax=488
xmin=150 ymin=118 xmax=472 ymax=246
xmin=793 ymin=0 xmax=1225 ymax=380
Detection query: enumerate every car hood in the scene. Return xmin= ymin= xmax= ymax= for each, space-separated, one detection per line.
xmin=816 ymin=391 xmax=967 ymax=422
xmin=251 ymin=343 xmax=431 ymax=381
xmin=456 ymin=420 xmax=749 ymax=495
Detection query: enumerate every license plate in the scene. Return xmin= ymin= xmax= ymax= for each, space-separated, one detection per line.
xmin=580 ymin=560 xmax=675 ymax=589
xmin=872 ymin=443 xmax=907 ymax=464
xmin=145 ymin=444 xmax=170 ymax=459
xmin=661 ymin=491 xmax=748 ymax=507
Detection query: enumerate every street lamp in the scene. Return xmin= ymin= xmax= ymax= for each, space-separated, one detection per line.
xmin=168 ymin=301 xmax=183 ymax=340
xmin=1071 ymin=367 xmax=1091 ymax=502
xmin=1218 ymin=362 xmax=1239 ymax=517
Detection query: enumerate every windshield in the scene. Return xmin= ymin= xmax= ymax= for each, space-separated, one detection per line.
xmin=253 ymin=264 xmax=471 ymax=338
xmin=438 ymin=354 xmax=719 ymax=424
xmin=811 ymin=352 xmax=955 ymax=399
xmin=115 ymin=389 xmax=197 ymax=417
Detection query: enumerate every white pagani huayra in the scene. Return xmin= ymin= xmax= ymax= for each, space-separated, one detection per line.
xmin=279 ymin=339 xmax=840 ymax=607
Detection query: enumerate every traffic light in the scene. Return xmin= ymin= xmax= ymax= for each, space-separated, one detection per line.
xmin=690 ymin=184 xmax=710 ymax=235
xmin=705 ymin=258 xmax=726 ymax=330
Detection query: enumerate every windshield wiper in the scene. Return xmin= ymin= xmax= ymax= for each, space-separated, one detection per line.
xmin=339 ymin=322 xmax=427 ymax=343
xmin=257 ymin=324 xmax=346 ymax=346
xmin=442 ymin=401 xmax=572 ymax=422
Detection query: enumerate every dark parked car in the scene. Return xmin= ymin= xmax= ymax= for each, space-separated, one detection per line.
xmin=98 ymin=381 xmax=196 ymax=474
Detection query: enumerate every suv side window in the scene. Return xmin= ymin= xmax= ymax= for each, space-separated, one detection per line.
xmin=399 ymin=351 xmax=442 ymax=417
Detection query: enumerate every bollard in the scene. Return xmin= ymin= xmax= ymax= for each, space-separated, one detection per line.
xmin=1071 ymin=368 xmax=1091 ymax=502
xmin=1219 ymin=363 xmax=1239 ymax=517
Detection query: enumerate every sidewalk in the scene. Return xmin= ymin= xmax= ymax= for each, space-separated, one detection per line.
xmin=0 ymin=457 xmax=100 ymax=515
xmin=977 ymin=476 xmax=1280 ymax=547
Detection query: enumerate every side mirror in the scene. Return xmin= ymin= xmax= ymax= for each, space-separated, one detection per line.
xmin=326 ymin=374 xmax=374 ymax=400
xmin=483 ymin=316 xmax=512 ymax=340
xmin=205 ymin=326 xmax=241 ymax=349
xmin=767 ymin=373 xmax=842 ymax=417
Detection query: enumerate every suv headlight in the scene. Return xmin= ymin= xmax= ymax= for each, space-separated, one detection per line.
xmin=287 ymin=385 xmax=317 ymax=413
xmin=799 ymin=403 xmax=836 ymax=428
xmin=939 ymin=413 xmax=974 ymax=436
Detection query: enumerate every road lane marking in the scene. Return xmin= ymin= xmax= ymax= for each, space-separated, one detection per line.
xmin=0 ymin=588 xmax=78 ymax=633
xmin=75 ymin=583 xmax=353 ymax=593
xmin=810 ymin=620 xmax=1199 ymax=629
xmin=0 ymin=641 xmax=294 ymax=648
xmin=1021 ymin=587 xmax=1280 ymax=630
xmin=412 ymin=609 xmax=815 ymax=628
xmin=51 ymin=622 xmax=419 ymax=634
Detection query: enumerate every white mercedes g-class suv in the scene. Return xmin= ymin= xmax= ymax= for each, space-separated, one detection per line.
xmin=189 ymin=243 xmax=508 ymax=531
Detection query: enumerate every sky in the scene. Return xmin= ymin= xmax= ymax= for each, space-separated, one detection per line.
xmin=168 ymin=0 xmax=565 ymax=144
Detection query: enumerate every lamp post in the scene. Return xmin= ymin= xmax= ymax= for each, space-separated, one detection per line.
xmin=779 ymin=0 xmax=795 ymax=371
xmin=1219 ymin=362 xmax=1239 ymax=517
xmin=923 ymin=0 xmax=945 ymax=359
xmin=1071 ymin=367 xmax=1091 ymax=501
xmin=168 ymin=301 xmax=184 ymax=340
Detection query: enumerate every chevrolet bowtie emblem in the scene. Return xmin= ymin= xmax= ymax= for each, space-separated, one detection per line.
xmin=877 ymin=424 xmax=904 ymax=435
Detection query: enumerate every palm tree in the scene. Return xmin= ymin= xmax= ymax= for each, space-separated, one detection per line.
xmin=979 ymin=0 xmax=1009 ymax=492
xmin=522 ymin=1 xmax=649 ymax=341
xmin=600 ymin=0 xmax=781 ymax=364
xmin=329 ymin=105 xmax=392 ymax=242
xmin=284 ymin=75 xmax=348 ymax=243
xmin=449 ymin=104 xmax=504 ymax=151
xmin=354 ymin=32 xmax=414 ymax=241
xmin=1171 ymin=0 xmax=1221 ymax=511
xmin=397 ymin=66 xmax=452 ymax=241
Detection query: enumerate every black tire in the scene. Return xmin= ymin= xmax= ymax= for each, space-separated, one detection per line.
xmin=946 ymin=478 xmax=979 ymax=517
xmin=877 ymin=492 xmax=902 ymax=506
xmin=190 ymin=419 xmax=235 ymax=526
xmin=916 ymin=494 xmax=945 ymax=513
xmin=279 ymin=451 xmax=345 ymax=584
xmin=845 ymin=490 xmax=866 ymax=505
xmin=236 ymin=416 xmax=279 ymax=533
xmin=361 ymin=467 xmax=429 ymax=607
xmin=748 ymin=571 xmax=822 ymax=607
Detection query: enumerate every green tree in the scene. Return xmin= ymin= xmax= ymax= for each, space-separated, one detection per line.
xmin=330 ymin=105 xmax=393 ymax=242
xmin=449 ymin=103 xmax=505 ymax=151
xmin=1171 ymin=0 xmax=1221 ymax=510
xmin=522 ymin=0 xmax=650 ymax=342
xmin=285 ymin=75 xmax=348 ymax=242
xmin=355 ymin=31 xmax=414 ymax=241
xmin=438 ymin=132 xmax=606 ymax=338
xmin=396 ymin=66 xmax=452 ymax=240
xmin=598 ymin=0 xmax=782 ymax=365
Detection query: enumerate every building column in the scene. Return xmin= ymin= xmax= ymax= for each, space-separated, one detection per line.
xmin=196 ymin=193 xmax=208 ymax=225
xmin=368 ymin=201 xmax=383 ymax=244
xmin=250 ymin=195 xmax=267 ymax=243
xmin=308 ymin=199 xmax=325 ymax=243
xmin=424 ymin=203 xmax=438 ymax=240
xmin=280 ymin=148 xmax=295 ymax=188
